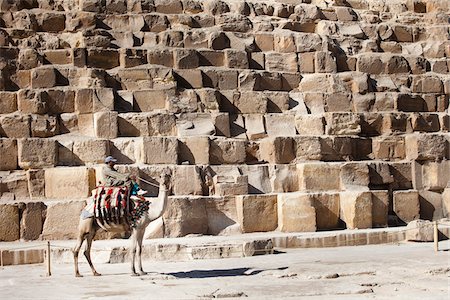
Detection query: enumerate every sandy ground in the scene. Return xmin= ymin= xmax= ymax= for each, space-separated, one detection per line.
xmin=0 ymin=241 xmax=449 ymax=299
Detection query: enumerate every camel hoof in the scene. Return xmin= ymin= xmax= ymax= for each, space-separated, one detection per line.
xmin=131 ymin=273 xmax=140 ymax=277
xmin=75 ymin=274 xmax=83 ymax=278
xmin=93 ymin=272 xmax=102 ymax=276
xmin=139 ymin=271 xmax=147 ymax=276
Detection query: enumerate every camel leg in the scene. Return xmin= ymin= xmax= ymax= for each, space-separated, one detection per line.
xmin=136 ymin=228 xmax=146 ymax=275
xmin=130 ymin=228 xmax=139 ymax=276
xmin=73 ymin=233 xmax=86 ymax=277
xmin=84 ymin=230 xmax=101 ymax=276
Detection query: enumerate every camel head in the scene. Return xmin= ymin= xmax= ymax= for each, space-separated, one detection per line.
xmin=160 ymin=168 xmax=172 ymax=190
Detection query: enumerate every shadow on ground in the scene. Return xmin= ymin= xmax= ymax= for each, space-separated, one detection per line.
xmin=164 ymin=266 xmax=288 ymax=279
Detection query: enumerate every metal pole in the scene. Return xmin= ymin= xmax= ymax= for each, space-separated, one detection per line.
xmin=434 ymin=221 xmax=438 ymax=252
xmin=46 ymin=241 xmax=51 ymax=276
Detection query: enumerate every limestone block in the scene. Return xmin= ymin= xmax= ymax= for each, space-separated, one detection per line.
xmin=17 ymin=90 xmax=47 ymax=114
xmin=325 ymin=92 xmax=352 ymax=112
xmin=413 ymin=160 xmax=450 ymax=191
xmin=141 ymin=137 xmax=178 ymax=164
xmin=386 ymin=55 xmax=410 ymax=74
xmin=269 ymin=164 xmax=299 ymax=193
xmin=155 ymin=0 xmax=183 ymax=13
xmin=86 ymin=49 xmax=120 ymax=69
xmin=244 ymin=114 xmax=266 ymax=140
xmin=133 ymin=89 xmax=170 ymax=111
xmin=294 ymin=33 xmax=322 ymax=53
xmin=310 ymin=192 xmax=340 ymax=230
xmin=174 ymin=69 xmax=203 ymax=89
xmin=27 ymin=169 xmax=45 ymax=198
xmin=210 ymin=138 xmax=246 ymax=164
xmin=44 ymin=167 xmax=96 ymax=198
xmin=43 ymin=89 xmax=76 ymax=114
xmin=0 ymin=92 xmax=17 ymax=113
xmin=320 ymin=136 xmax=353 ymax=162
xmin=405 ymin=219 xmax=435 ymax=242
xmin=411 ymin=75 xmax=443 ymax=93
xmin=216 ymin=14 xmax=252 ymax=33
xmin=266 ymin=91 xmax=290 ymax=112
xmin=265 ymin=52 xmax=298 ymax=72
xmin=0 ymin=171 xmax=29 ymax=199
xmin=255 ymin=33 xmax=274 ymax=51
xmin=239 ymin=165 xmax=271 ymax=194
xmin=393 ymin=190 xmax=420 ymax=223
xmin=229 ymin=113 xmax=246 ymax=139
xmin=173 ymin=166 xmax=203 ymax=196
xmin=410 ymin=114 xmax=440 ymax=132
xmin=389 ymin=162 xmax=413 ymax=189
xmin=273 ymin=31 xmax=295 ymax=53
xmin=405 ymin=134 xmax=447 ymax=161
xmin=72 ymin=139 xmax=110 ymax=164
xmin=368 ymin=162 xmax=394 ymax=186
xmin=177 ymin=113 xmax=215 ymax=137
xmin=18 ymin=138 xmax=57 ymax=169
xmin=0 ymin=138 xmax=17 ymax=170
xmin=42 ymin=201 xmax=85 ymax=240
xmin=110 ymin=138 xmax=143 ymax=164
xmin=0 ymin=205 xmax=20 ymax=241
xmin=294 ymin=136 xmax=322 ymax=161
xmin=234 ymin=91 xmax=267 ymax=114
xmin=203 ymin=69 xmax=238 ymax=90
xmin=93 ymin=111 xmax=118 ymax=139
xmin=20 ymin=202 xmax=46 ymax=240
xmin=372 ymin=136 xmax=406 ymax=160
xmin=196 ymin=88 xmax=221 ymax=111
xmin=163 ymin=196 xmax=208 ymax=237
xmin=198 ymin=50 xmax=225 ymax=67
xmin=214 ymin=175 xmax=248 ymax=196
xmin=277 ymin=192 xmax=316 ymax=232
xmin=372 ymin=190 xmax=389 ymax=228
xmin=325 ymin=112 xmax=361 ymax=135
xmin=224 ymin=49 xmax=248 ymax=69
xmin=77 ymin=114 xmax=95 ymax=137
xmin=174 ymin=48 xmax=199 ymax=69
xmin=31 ymin=67 xmax=56 ymax=89
xmin=315 ymin=51 xmax=337 ymax=73
xmin=75 ymin=88 xmax=115 ymax=114
xmin=120 ymin=48 xmax=148 ymax=68
xmin=443 ymin=188 xmax=450 ymax=218
xmin=43 ymin=49 xmax=72 ymax=65
xmin=340 ymin=163 xmax=370 ymax=191
xmin=211 ymin=112 xmax=230 ymax=138
xmin=179 ymin=136 xmax=209 ymax=165
xmin=295 ymin=114 xmax=325 ymax=135
xmin=259 ymin=137 xmax=295 ymax=164
xmin=148 ymin=49 xmax=173 ymax=66
xmin=299 ymin=52 xmax=315 ymax=73
xmin=419 ymin=190 xmax=443 ymax=221
xmin=340 ymin=191 xmax=372 ymax=229
xmin=236 ymin=194 xmax=277 ymax=233
xmin=298 ymin=163 xmax=341 ymax=191
xmin=265 ymin=114 xmax=296 ymax=136
xmin=205 ymin=196 xmax=240 ymax=235
xmin=357 ymin=55 xmax=384 ymax=74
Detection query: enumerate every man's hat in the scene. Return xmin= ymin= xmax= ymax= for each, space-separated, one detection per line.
xmin=105 ymin=156 xmax=117 ymax=163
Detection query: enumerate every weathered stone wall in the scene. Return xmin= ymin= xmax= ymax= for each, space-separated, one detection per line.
xmin=0 ymin=0 xmax=449 ymax=241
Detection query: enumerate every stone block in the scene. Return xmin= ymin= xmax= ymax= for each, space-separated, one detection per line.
xmin=212 ymin=112 xmax=231 ymax=137
xmin=0 ymin=205 xmax=20 ymax=241
xmin=419 ymin=190 xmax=443 ymax=221
xmin=405 ymin=219 xmax=434 ymax=242
xmin=357 ymin=55 xmax=384 ymax=74
xmin=177 ymin=113 xmax=215 ymax=137
xmin=405 ymin=134 xmax=447 ymax=161
xmin=340 ymin=163 xmax=370 ymax=191
xmin=77 ymin=113 xmax=95 ymax=137
xmin=31 ymin=67 xmax=56 ymax=89
xmin=42 ymin=201 xmax=85 ymax=240
xmin=72 ymin=139 xmax=110 ymax=164
xmin=198 ymin=50 xmax=225 ymax=67
xmin=86 ymin=49 xmax=120 ymax=69
xmin=295 ymin=114 xmax=325 ymax=135
xmin=75 ymin=88 xmax=115 ymax=114
xmin=368 ymin=162 xmax=394 ymax=186
xmin=0 ymin=138 xmax=17 ymax=171
xmin=269 ymin=164 xmax=299 ymax=193
xmin=205 ymin=196 xmax=240 ymax=235
xmin=119 ymin=48 xmax=147 ymax=68
xmin=236 ymin=194 xmax=277 ymax=233
xmin=298 ymin=52 xmax=315 ymax=73
xmin=244 ymin=114 xmax=266 ymax=140
xmin=173 ymin=166 xmax=203 ymax=196
xmin=389 ymin=162 xmax=413 ymax=189
xmin=372 ymin=136 xmax=406 ymax=160
xmin=266 ymin=91 xmax=290 ymax=112
xmin=255 ymin=33 xmax=274 ymax=51
xmin=210 ymin=138 xmax=246 ymax=164
xmin=1 ymin=171 xmax=29 ymax=199
xmin=325 ymin=113 xmax=361 ymax=135
xmin=141 ymin=137 xmax=178 ymax=164
xmin=44 ymin=167 xmax=96 ymax=199
xmin=265 ymin=114 xmax=296 ymax=136
xmin=147 ymin=49 xmax=173 ymax=66
xmin=265 ymin=52 xmax=298 ymax=72
xmin=340 ymin=191 xmax=372 ymax=229
xmin=213 ymin=175 xmax=248 ymax=196
xmin=442 ymin=188 xmax=450 ymax=218
xmin=20 ymin=202 xmax=46 ymax=240
xmin=315 ymin=51 xmax=336 ymax=73
xmin=148 ymin=113 xmax=177 ymax=136
xmin=372 ymin=190 xmax=389 ymax=228
xmin=298 ymin=163 xmax=341 ymax=191
xmin=325 ymin=92 xmax=352 ymax=112
xmin=43 ymin=49 xmax=72 ymax=65
xmin=179 ymin=136 xmax=210 ymax=165
xmin=133 ymin=89 xmax=170 ymax=111
xmin=259 ymin=137 xmax=295 ymax=164
xmin=0 ymin=92 xmax=17 ymax=113
xmin=310 ymin=192 xmax=340 ymax=230
xmin=410 ymin=113 xmax=440 ymax=132
xmin=277 ymin=192 xmax=316 ymax=232
xmin=239 ymin=165 xmax=271 ymax=194
xmin=294 ymin=136 xmax=322 ymax=161
xmin=17 ymin=90 xmax=47 ymax=114
xmin=163 ymin=196 xmax=208 ymax=237
xmin=18 ymin=138 xmax=57 ymax=169
xmin=174 ymin=48 xmax=199 ymax=69
xmin=393 ymin=190 xmax=420 ymax=223
xmin=93 ymin=111 xmax=118 ymax=139
xmin=234 ymin=91 xmax=267 ymax=114
xmin=42 ymin=90 xmax=76 ymax=114
xmin=110 ymin=138 xmax=143 ymax=164
xmin=224 ymin=49 xmax=248 ymax=69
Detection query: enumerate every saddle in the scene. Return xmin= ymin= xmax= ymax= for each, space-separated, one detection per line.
xmin=92 ymin=186 xmax=130 ymax=225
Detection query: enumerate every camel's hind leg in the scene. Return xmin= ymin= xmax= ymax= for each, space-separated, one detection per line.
xmin=73 ymin=232 xmax=86 ymax=277
xmin=84 ymin=229 xmax=101 ymax=276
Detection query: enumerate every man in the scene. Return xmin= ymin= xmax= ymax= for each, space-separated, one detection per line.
xmin=102 ymin=156 xmax=131 ymax=186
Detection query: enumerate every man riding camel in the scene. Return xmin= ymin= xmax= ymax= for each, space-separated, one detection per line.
xmin=102 ymin=156 xmax=132 ymax=187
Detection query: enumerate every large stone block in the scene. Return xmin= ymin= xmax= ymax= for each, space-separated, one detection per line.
xmin=210 ymin=138 xmax=246 ymax=164
xmin=419 ymin=190 xmax=443 ymax=221
xmin=93 ymin=111 xmax=118 ymax=139
xmin=371 ymin=190 xmax=389 ymax=228
xmin=141 ymin=137 xmax=178 ymax=164
xmin=259 ymin=137 xmax=295 ymax=164
xmin=405 ymin=134 xmax=447 ymax=161
xmin=393 ymin=190 xmax=420 ymax=223
xmin=310 ymin=192 xmax=340 ymax=230
xmin=133 ymin=89 xmax=170 ymax=111
xmin=234 ymin=91 xmax=267 ymax=114
xmin=163 ymin=196 xmax=208 ymax=237
xmin=265 ymin=114 xmax=296 ymax=136
xmin=340 ymin=191 xmax=372 ymax=230
xmin=373 ymin=136 xmax=406 ymax=160
xmin=205 ymin=196 xmax=240 ymax=235
xmin=0 ymin=171 xmax=29 ymax=199
xmin=236 ymin=194 xmax=277 ymax=233
xmin=20 ymin=202 xmax=46 ymax=240
xmin=0 ymin=138 xmax=17 ymax=170
xmin=239 ymin=165 xmax=271 ymax=194
xmin=179 ymin=136 xmax=210 ymax=165
xmin=298 ymin=163 xmax=341 ymax=191
xmin=30 ymin=114 xmax=59 ymax=138
xmin=172 ymin=166 xmax=203 ymax=196
xmin=18 ymin=138 xmax=57 ymax=169
xmin=110 ymin=138 xmax=143 ymax=164
xmin=269 ymin=164 xmax=298 ymax=193
xmin=340 ymin=163 xmax=370 ymax=191
xmin=75 ymin=88 xmax=115 ymax=114
xmin=443 ymin=188 xmax=450 ymax=218
xmin=42 ymin=201 xmax=85 ymax=240
xmin=413 ymin=160 xmax=450 ymax=191
xmin=295 ymin=114 xmax=325 ymax=135
xmin=244 ymin=114 xmax=266 ymax=140
xmin=31 ymin=67 xmax=56 ymax=89
xmin=72 ymin=139 xmax=110 ymax=164
xmin=27 ymin=169 xmax=45 ymax=198
xmin=44 ymin=167 xmax=96 ymax=198
xmin=277 ymin=192 xmax=316 ymax=232
xmin=325 ymin=112 xmax=361 ymax=135
xmin=0 ymin=114 xmax=30 ymax=138
xmin=0 ymin=91 xmax=17 ymax=113
xmin=294 ymin=136 xmax=322 ymax=161
xmin=0 ymin=205 xmax=20 ymax=241
xmin=176 ymin=113 xmax=215 ymax=137
xmin=86 ymin=49 xmax=120 ymax=69
xmin=213 ymin=174 xmax=248 ymax=196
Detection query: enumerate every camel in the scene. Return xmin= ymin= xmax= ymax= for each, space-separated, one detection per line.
xmin=73 ymin=170 xmax=171 ymax=277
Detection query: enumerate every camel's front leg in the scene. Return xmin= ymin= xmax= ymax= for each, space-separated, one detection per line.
xmin=130 ymin=229 xmax=139 ymax=276
xmin=84 ymin=230 xmax=101 ymax=276
xmin=135 ymin=229 xmax=146 ymax=275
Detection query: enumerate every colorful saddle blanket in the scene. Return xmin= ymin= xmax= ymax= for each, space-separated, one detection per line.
xmin=91 ymin=186 xmax=130 ymax=223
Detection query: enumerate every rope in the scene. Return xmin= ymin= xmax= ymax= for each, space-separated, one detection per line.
xmin=137 ymin=177 xmax=160 ymax=188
